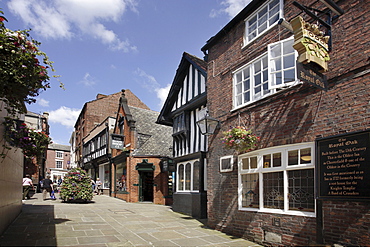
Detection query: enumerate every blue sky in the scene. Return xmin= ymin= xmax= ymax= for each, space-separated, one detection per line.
xmin=1 ymin=0 xmax=251 ymax=145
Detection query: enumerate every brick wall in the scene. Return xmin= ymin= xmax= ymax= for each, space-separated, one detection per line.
xmin=205 ymin=0 xmax=370 ymax=245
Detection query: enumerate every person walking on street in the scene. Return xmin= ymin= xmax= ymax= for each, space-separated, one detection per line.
xmin=22 ymin=174 xmax=34 ymax=202
xmin=95 ymin=178 xmax=103 ymax=195
xmin=42 ymin=175 xmax=54 ymax=200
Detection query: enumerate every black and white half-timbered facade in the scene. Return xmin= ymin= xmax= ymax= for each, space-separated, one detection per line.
xmin=157 ymin=52 xmax=208 ymax=218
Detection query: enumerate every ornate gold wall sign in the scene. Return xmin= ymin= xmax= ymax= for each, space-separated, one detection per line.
xmin=290 ymin=16 xmax=330 ymax=72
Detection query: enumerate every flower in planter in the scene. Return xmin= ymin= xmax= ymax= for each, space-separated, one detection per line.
xmin=221 ymin=126 xmax=259 ymax=152
xmin=60 ymin=168 xmax=94 ymax=203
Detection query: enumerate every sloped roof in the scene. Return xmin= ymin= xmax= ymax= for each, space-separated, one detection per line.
xmin=48 ymin=143 xmax=70 ymax=152
xmin=156 ymin=52 xmax=207 ymax=126
xmin=129 ymin=106 xmax=172 ymax=157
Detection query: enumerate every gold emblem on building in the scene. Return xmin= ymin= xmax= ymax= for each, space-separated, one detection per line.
xmin=290 ymin=16 xmax=330 ymax=72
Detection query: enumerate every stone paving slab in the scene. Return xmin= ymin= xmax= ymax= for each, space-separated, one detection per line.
xmin=0 ymin=193 xmax=262 ymax=246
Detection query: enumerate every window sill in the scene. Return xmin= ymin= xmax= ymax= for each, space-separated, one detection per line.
xmin=238 ymin=207 xmax=316 ymax=217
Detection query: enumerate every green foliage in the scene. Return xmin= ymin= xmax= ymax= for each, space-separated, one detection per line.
xmin=2 ymin=117 xmax=52 ymax=159
xmin=0 ymin=9 xmax=62 ymax=116
xmin=60 ymin=168 xmax=94 ymax=202
xmin=221 ymin=126 xmax=260 ymax=152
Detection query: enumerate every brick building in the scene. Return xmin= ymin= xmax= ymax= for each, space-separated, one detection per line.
xmin=201 ymin=0 xmax=369 ymax=246
xmin=45 ymin=143 xmax=71 ymax=183
xmin=73 ymin=90 xmax=150 ymax=167
xmin=111 ymin=90 xmax=173 ymax=205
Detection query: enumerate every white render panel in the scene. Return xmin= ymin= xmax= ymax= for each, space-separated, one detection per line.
xmin=188 ymin=66 xmax=193 ymax=102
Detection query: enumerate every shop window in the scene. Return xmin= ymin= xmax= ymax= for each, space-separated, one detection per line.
xmin=177 ymin=159 xmax=200 ymax=192
xmin=239 ymin=143 xmax=315 ymax=216
xmin=116 ymin=163 xmax=127 ymax=193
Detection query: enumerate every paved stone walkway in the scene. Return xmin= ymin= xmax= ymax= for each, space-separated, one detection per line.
xmin=0 ymin=193 xmax=261 ymax=246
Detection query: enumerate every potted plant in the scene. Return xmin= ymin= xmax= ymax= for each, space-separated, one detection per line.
xmin=221 ymin=126 xmax=259 ymax=153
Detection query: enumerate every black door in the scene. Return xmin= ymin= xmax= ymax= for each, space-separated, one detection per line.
xmin=139 ymin=171 xmax=153 ymax=202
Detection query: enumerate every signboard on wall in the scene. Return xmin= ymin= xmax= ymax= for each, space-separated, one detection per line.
xmin=297 ymin=62 xmax=328 ymax=91
xmin=316 ymin=130 xmax=370 ymax=200
xmin=111 ymin=134 xmax=124 ymax=150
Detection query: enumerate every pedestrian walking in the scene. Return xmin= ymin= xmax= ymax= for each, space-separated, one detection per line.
xmin=42 ymin=175 xmax=54 ymax=200
xmin=95 ymin=178 xmax=103 ymax=195
xmin=22 ymin=174 xmax=34 ymax=201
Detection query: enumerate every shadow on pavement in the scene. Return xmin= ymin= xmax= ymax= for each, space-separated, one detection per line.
xmin=0 ymin=204 xmax=70 ymax=246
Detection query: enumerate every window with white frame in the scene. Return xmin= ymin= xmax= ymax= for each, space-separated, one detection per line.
xmin=239 ymin=143 xmax=315 ymax=216
xmin=56 ymin=151 xmax=63 ymax=158
xmin=244 ymin=0 xmax=282 ymax=44
xmin=220 ymin=155 xmax=234 ymax=172
xmin=56 ymin=160 xmax=63 ymax=169
xmin=177 ymin=159 xmax=200 ymax=192
xmin=234 ymin=37 xmax=297 ymax=108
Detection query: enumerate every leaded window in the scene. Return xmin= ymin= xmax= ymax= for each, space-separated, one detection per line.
xmin=239 ymin=143 xmax=315 ymax=216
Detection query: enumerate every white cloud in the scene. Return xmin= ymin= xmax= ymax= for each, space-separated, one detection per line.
xmin=79 ymin=73 xmax=96 ymax=87
xmin=48 ymin=106 xmax=80 ymax=128
xmin=134 ymin=68 xmax=171 ymax=108
xmin=38 ymin=98 xmax=49 ymax=107
xmin=7 ymin=0 xmax=138 ymax=52
xmin=211 ymin=0 xmax=252 ymax=19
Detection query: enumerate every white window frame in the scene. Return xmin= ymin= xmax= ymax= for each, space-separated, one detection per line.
xmin=220 ymin=155 xmax=234 ymax=172
xmin=176 ymin=159 xmax=200 ymax=192
xmin=244 ymin=0 xmax=283 ymax=46
xmin=56 ymin=160 xmax=63 ymax=169
xmin=238 ymin=142 xmax=315 ymax=217
xmin=233 ymin=37 xmax=299 ymax=109
xmin=56 ymin=151 xmax=63 ymax=159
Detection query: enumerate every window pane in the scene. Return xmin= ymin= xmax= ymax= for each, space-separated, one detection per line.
xmin=243 ymin=68 xmax=250 ymax=79
xmin=300 ymin=148 xmax=312 ymax=164
xmin=244 ymin=92 xmax=250 ymax=103
xmin=288 ymin=169 xmax=314 ymax=212
xmin=236 ymin=72 xmax=242 ymax=82
xmin=242 ymin=174 xmax=259 ymax=208
xmin=274 ymin=72 xmax=282 ymax=85
xmin=236 ymin=95 xmax=242 ymax=106
xmin=242 ymin=158 xmax=249 ymax=170
xmin=263 ymin=172 xmax=284 ymax=209
xmin=250 ymin=156 xmax=258 ymax=169
xmin=271 ymin=58 xmax=281 ymax=72
xmin=270 ymin=44 xmax=281 ymax=58
xmin=258 ymin=23 xmax=267 ymax=34
xmin=284 ymin=69 xmax=295 ymax=83
xmin=288 ymin=150 xmax=299 ymax=166
xmin=249 ymin=16 xmax=257 ymax=25
xmin=236 ymin=83 xmax=242 ymax=94
xmin=185 ymin=163 xmax=191 ymax=190
xmin=259 ymin=7 xmax=267 ymax=18
xmin=255 ymin=73 xmax=261 ymax=86
xmin=178 ymin=164 xmax=184 ymax=190
xmin=248 ymin=32 xmax=257 ymax=41
xmin=283 ymin=39 xmax=295 ymax=54
xmin=193 ymin=161 xmax=199 ymax=191
xmin=269 ymin=0 xmax=279 ymax=9
xmin=273 ymin=153 xmax=282 ymax=167
xmin=243 ymin=79 xmax=250 ymax=90
xmin=249 ymin=23 xmax=257 ymax=33
xmin=283 ymin=54 xmax=295 ymax=69
xmin=270 ymin=4 xmax=279 ymax=17
xmin=263 ymin=154 xmax=271 ymax=168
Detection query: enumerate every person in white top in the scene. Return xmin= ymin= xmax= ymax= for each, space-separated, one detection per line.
xmin=22 ymin=174 xmax=34 ymax=201
xmin=95 ymin=178 xmax=103 ymax=195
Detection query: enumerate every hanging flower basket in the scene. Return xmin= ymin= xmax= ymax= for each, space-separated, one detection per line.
xmin=221 ymin=126 xmax=259 ymax=152
xmin=3 ymin=117 xmax=52 ymax=159
xmin=60 ymin=168 xmax=94 ymax=203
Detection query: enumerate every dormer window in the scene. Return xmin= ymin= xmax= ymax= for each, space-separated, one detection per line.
xmin=244 ymin=0 xmax=282 ymax=45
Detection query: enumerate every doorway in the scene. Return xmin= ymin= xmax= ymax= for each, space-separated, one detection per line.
xmin=139 ymin=171 xmax=154 ymax=202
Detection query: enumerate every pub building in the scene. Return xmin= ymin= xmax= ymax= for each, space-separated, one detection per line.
xmin=200 ymin=0 xmax=369 ymax=246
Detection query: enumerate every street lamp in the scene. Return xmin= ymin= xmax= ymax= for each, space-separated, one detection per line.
xmin=196 ymin=112 xmax=220 ymax=136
